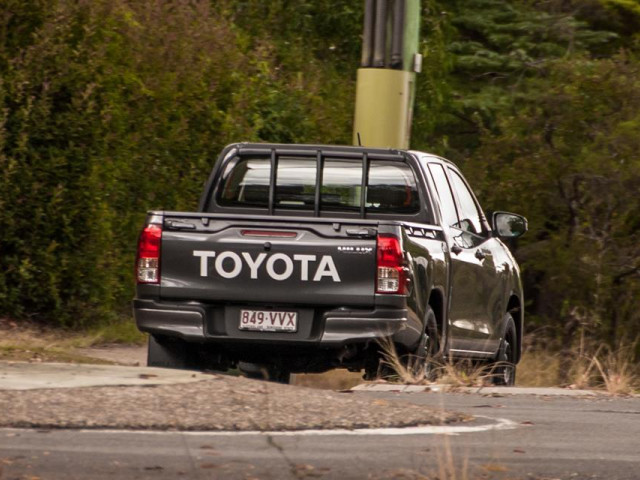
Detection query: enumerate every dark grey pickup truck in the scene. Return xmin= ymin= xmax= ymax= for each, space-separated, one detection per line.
xmin=133 ymin=143 xmax=527 ymax=384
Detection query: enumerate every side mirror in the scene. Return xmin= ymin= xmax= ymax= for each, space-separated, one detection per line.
xmin=492 ymin=211 xmax=528 ymax=238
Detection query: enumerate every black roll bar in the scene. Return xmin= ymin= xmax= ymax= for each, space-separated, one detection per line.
xmin=360 ymin=152 xmax=370 ymax=218
xmin=314 ymin=150 xmax=323 ymax=217
xmin=268 ymin=149 xmax=277 ymax=215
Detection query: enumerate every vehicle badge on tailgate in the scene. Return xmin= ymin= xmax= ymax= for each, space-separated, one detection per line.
xmin=337 ymin=246 xmax=373 ymax=254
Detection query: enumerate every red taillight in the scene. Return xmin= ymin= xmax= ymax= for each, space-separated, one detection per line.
xmin=136 ymin=224 xmax=162 ymax=284
xmin=376 ymin=234 xmax=406 ymax=294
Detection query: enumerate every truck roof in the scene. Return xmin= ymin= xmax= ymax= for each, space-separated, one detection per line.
xmin=229 ymin=142 xmax=406 ymax=155
xmin=223 ymin=142 xmax=454 ymax=168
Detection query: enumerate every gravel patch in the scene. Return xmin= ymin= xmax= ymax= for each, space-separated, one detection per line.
xmin=0 ymin=374 xmax=465 ymax=431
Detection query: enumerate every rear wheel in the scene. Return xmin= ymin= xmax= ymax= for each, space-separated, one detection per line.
xmin=364 ymin=306 xmax=440 ymax=382
xmin=491 ymin=314 xmax=517 ymax=386
xmin=410 ymin=306 xmax=440 ymax=381
xmin=147 ymin=335 xmax=196 ymax=370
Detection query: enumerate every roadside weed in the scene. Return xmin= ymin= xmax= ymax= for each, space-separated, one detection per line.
xmin=591 ymin=342 xmax=639 ymax=395
xmin=438 ymin=359 xmax=492 ymax=387
xmin=518 ymin=333 xmax=639 ymax=394
xmin=374 ymin=337 xmax=493 ymax=387
xmin=375 ymin=336 xmax=431 ymax=384
xmin=435 ymin=434 xmax=470 ymax=480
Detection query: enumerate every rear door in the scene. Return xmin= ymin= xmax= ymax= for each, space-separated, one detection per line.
xmin=159 ymin=217 xmax=378 ymax=307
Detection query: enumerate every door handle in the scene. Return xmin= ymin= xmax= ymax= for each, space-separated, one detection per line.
xmin=346 ymin=228 xmax=376 ymax=238
xmin=165 ymin=220 xmax=196 ymax=230
xmin=475 ymin=249 xmax=486 ymax=261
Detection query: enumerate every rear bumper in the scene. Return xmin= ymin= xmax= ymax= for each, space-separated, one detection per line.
xmin=133 ymin=299 xmax=414 ymax=348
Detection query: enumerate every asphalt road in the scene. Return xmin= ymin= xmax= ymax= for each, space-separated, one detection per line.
xmin=2 ymin=388 xmax=638 ymax=480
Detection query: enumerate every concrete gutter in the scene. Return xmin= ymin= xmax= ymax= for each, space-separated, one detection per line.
xmin=351 ymin=382 xmax=611 ymax=396
xmin=3 ymin=361 xmax=632 ymax=398
xmin=0 ymin=361 xmax=215 ymax=390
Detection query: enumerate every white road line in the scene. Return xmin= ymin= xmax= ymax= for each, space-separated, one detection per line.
xmin=2 ymin=416 xmax=518 ymax=437
xmin=212 ymin=416 xmax=519 ymax=436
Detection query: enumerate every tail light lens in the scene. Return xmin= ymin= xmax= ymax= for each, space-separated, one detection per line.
xmin=376 ymin=234 xmax=406 ymax=294
xmin=136 ymin=224 xmax=162 ymax=284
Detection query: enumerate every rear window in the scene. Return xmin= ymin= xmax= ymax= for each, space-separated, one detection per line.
xmin=218 ymin=158 xmax=271 ymax=208
xmin=216 ymin=156 xmax=420 ymax=214
xmin=367 ymin=161 xmax=420 ymax=214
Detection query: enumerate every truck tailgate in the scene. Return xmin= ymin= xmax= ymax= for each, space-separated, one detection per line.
xmin=159 ymin=216 xmax=377 ymax=307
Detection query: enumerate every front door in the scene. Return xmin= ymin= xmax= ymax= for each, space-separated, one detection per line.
xmin=447 ymin=227 xmax=501 ymax=354
xmin=426 ymin=162 xmax=503 ymax=355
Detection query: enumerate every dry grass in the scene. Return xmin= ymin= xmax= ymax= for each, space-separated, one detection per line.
xmin=294 ymin=334 xmax=639 ymax=394
xmin=367 ymin=438 xmax=518 ymax=480
xmin=517 ymin=337 xmax=639 ymax=394
xmin=1 ymin=318 xmax=83 ymax=362
xmin=375 ymin=337 xmax=501 ymax=388
xmin=434 ymin=434 xmax=470 ymax=480
xmin=0 ymin=317 xmax=145 ymax=364
xmin=292 ymin=370 xmax=364 ymax=390
xmin=590 ymin=343 xmax=639 ymax=395
xmin=302 ymin=337 xmax=640 ymax=394
xmin=376 ymin=336 xmax=430 ymax=384
xmin=515 ymin=350 xmax=562 ymax=387
xmin=438 ymin=360 xmax=493 ymax=387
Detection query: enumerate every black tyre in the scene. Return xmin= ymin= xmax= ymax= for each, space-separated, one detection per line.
xmin=365 ymin=306 xmax=440 ymax=382
xmin=491 ymin=314 xmax=517 ymax=386
xmin=364 ymin=352 xmax=394 ymax=380
xmin=409 ymin=306 xmax=440 ymax=381
xmin=238 ymin=362 xmax=291 ymax=384
xmin=147 ymin=335 xmax=196 ymax=370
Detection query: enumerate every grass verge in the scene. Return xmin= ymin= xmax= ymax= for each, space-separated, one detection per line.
xmin=517 ymin=338 xmax=639 ymax=394
xmin=370 ymin=335 xmax=639 ymax=394
xmin=0 ymin=316 xmax=145 ymax=364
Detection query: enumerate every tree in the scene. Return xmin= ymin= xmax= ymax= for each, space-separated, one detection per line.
xmin=468 ymin=54 xmax=640 ymax=351
xmin=412 ymin=0 xmax=617 ymax=159
xmin=0 ymin=0 xmax=356 ymax=327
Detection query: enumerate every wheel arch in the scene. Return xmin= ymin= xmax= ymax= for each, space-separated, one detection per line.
xmin=427 ymin=288 xmax=446 ymax=355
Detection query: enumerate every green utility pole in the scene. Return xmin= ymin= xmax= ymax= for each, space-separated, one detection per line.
xmin=353 ymin=0 xmax=421 ymax=149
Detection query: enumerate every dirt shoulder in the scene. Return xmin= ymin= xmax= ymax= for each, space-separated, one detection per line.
xmin=0 ymin=317 xmax=146 ymax=365
xmin=0 ymin=366 xmax=465 ymax=431
xmin=75 ymin=344 xmax=147 ymax=366
xmin=0 ymin=317 xmax=367 ymax=390
xmin=0 ymin=320 xmax=466 ymax=431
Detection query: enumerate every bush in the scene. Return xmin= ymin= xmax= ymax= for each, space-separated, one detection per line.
xmin=0 ymin=0 xmax=355 ymax=327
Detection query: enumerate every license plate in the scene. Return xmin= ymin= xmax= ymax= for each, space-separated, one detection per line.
xmin=239 ymin=310 xmax=298 ymax=332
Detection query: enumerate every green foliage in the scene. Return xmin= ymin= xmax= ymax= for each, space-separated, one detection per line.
xmin=411 ymin=0 xmax=455 ymax=153
xmin=413 ymin=0 xmax=640 ymax=347
xmin=0 ymin=0 xmax=638 ymax=350
xmin=412 ymin=0 xmax=618 ymax=160
xmin=222 ymin=0 xmax=362 ymax=72
xmin=0 ymin=0 xmax=50 ymax=70
xmin=467 ymin=54 xmax=640 ymax=344
xmin=0 ymin=0 xmax=355 ymax=327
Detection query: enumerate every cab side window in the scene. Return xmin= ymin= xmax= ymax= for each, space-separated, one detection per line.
xmin=427 ymin=163 xmax=459 ymax=228
xmin=448 ymin=169 xmax=484 ymax=236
